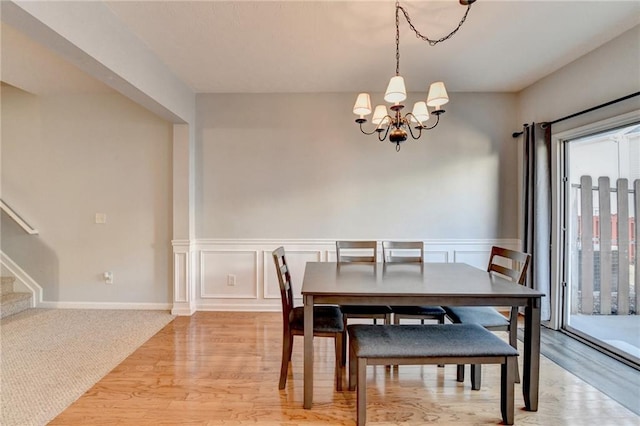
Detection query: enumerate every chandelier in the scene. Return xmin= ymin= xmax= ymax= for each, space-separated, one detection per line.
xmin=353 ymin=0 xmax=475 ymax=151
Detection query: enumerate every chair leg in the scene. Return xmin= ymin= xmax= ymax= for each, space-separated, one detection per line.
xmin=456 ymin=364 xmax=465 ymax=382
xmin=501 ymin=357 xmax=515 ymax=425
xmin=342 ymin=316 xmax=348 ymax=366
xmin=471 ymin=364 xmax=481 ymax=390
xmin=508 ymin=310 xmax=521 ymax=384
xmin=279 ymin=332 xmax=292 ymax=389
xmin=357 ymin=357 xmax=367 ymax=426
xmin=334 ymin=332 xmax=343 ymax=391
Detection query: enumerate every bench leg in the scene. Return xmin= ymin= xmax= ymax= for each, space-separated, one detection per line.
xmin=501 ymin=357 xmax=515 ymax=425
xmin=471 ymin=364 xmax=481 ymax=390
xmin=357 ymin=358 xmax=367 ymax=426
xmin=456 ymin=364 xmax=464 ymax=382
xmin=349 ymin=337 xmax=357 ymax=391
xmin=334 ymin=332 xmax=343 ymax=391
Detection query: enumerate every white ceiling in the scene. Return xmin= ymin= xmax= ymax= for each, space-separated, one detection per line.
xmin=3 ymin=1 xmax=640 ymax=95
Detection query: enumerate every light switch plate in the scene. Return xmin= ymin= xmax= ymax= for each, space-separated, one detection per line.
xmin=95 ymin=213 xmax=107 ymax=224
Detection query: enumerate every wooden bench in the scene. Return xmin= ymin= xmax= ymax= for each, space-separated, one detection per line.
xmin=348 ymin=323 xmax=519 ymax=425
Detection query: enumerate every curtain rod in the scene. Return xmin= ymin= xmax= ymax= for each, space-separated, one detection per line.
xmin=512 ymin=91 xmax=640 ymax=138
xmin=550 ymin=91 xmax=639 ymax=125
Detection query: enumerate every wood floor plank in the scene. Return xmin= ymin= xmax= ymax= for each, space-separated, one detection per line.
xmin=51 ymin=312 xmax=639 ymax=425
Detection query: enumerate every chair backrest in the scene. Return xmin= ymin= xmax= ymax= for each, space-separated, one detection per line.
xmin=487 ymin=246 xmax=531 ymax=285
xmin=336 ymin=240 xmax=377 ymax=263
xmin=382 ymin=241 xmax=423 ymax=263
xmin=272 ymin=247 xmax=294 ymax=326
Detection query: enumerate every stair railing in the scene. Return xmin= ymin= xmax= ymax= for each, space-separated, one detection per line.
xmin=0 ymin=199 xmax=38 ymax=235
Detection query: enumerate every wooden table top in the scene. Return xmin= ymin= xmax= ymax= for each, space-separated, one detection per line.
xmin=302 ymin=262 xmax=544 ymax=300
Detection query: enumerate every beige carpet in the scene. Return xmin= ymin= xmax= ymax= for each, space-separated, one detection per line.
xmin=0 ymin=308 xmax=174 ymax=426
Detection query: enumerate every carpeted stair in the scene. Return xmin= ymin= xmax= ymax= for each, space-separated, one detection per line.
xmin=1 ymin=276 xmax=32 ymax=319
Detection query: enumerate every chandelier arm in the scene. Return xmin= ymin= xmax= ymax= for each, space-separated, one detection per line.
xmin=397 ymin=3 xmax=473 ymax=47
xmin=403 ymin=114 xmax=422 ymax=140
xmin=407 ymin=125 xmax=422 ymax=140
xmin=358 ymin=121 xmax=383 ymax=136
xmin=377 ymin=122 xmax=392 ymax=141
xmin=420 ymin=113 xmax=441 ymax=131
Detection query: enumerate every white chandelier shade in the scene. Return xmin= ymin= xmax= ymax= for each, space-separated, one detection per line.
xmin=372 ymin=105 xmax=391 ymax=126
xmin=384 ymin=76 xmax=408 ymax=104
xmin=426 ymin=81 xmax=449 ymax=110
xmin=409 ymin=101 xmax=430 ymax=124
xmin=353 ymin=93 xmax=372 ymax=118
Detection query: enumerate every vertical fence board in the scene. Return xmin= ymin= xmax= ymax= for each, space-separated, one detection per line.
xmin=598 ymin=177 xmax=612 ymax=314
xmin=580 ymin=176 xmax=594 ymax=314
xmin=571 ymin=193 xmax=580 ymax=314
xmin=635 ymin=179 xmax=639 ymax=315
xmin=617 ymin=178 xmax=630 ymax=315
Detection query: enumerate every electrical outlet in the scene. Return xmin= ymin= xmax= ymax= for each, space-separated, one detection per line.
xmin=95 ymin=213 xmax=107 ymax=224
xmin=227 ymin=274 xmax=236 ymax=286
xmin=104 ymin=271 xmax=113 ymax=284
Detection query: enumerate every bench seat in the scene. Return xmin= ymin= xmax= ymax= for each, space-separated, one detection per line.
xmin=348 ymin=323 xmax=519 ymax=425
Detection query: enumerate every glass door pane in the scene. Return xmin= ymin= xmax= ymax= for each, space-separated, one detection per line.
xmin=563 ymin=122 xmax=640 ymax=366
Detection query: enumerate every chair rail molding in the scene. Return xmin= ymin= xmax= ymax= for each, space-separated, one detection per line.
xmin=192 ymin=238 xmax=521 ymax=313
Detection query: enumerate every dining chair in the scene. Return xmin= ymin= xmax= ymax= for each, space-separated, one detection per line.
xmin=336 ymin=241 xmax=392 ymax=366
xmin=443 ymin=246 xmax=531 ymax=390
xmin=336 ymin=241 xmax=392 ymax=325
xmin=382 ymin=241 xmax=447 ymax=326
xmin=272 ymin=246 xmax=345 ymax=390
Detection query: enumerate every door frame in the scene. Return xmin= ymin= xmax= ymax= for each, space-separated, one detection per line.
xmin=550 ymin=110 xmax=640 ymax=331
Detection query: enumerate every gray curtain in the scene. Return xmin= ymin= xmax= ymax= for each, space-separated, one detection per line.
xmin=522 ymin=122 xmax=551 ymax=321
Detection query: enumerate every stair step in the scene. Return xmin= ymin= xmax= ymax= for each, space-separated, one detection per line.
xmin=1 ymin=292 xmax=32 ymax=319
xmin=1 ymin=276 xmax=16 ymax=295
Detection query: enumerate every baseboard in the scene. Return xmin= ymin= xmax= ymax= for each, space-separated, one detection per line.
xmin=196 ymin=303 xmax=280 ymax=312
xmin=38 ymin=301 xmax=172 ymax=311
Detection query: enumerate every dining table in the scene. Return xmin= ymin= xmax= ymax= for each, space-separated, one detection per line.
xmin=301 ymin=261 xmax=544 ymax=411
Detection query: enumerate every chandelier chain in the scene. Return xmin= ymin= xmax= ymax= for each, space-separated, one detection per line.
xmin=395 ymin=2 xmax=401 ymax=75
xmin=397 ymin=2 xmax=473 ymax=47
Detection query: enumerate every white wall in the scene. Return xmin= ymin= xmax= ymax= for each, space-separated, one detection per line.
xmin=1 ymin=84 xmax=173 ymax=306
xmin=196 ymin=92 xmax=520 ymax=240
xmin=518 ymin=25 xmax=640 ymax=130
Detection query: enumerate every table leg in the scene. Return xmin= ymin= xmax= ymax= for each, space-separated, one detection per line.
xmin=304 ymin=294 xmax=314 ymax=409
xmin=523 ymin=300 xmax=540 ymax=411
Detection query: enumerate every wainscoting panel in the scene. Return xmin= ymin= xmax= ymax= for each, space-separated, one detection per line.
xmin=193 ymin=239 xmax=520 ymax=312
xmin=173 ymin=251 xmax=188 ymax=303
xmin=453 ymin=250 xmax=491 ymax=269
xmin=200 ymin=250 xmax=258 ymax=299
xmin=423 ymin=250 xmax=449 ymax=263
xmin=263 ymin=249 xmax=322 ymax=300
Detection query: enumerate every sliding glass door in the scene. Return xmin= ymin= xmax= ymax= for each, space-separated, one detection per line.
xmin=562 ymin=122 xmax=640 ymax=366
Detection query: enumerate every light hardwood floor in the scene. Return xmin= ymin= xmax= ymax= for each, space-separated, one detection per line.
xmin=52 ymin=312 xmax=639 ymax=425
